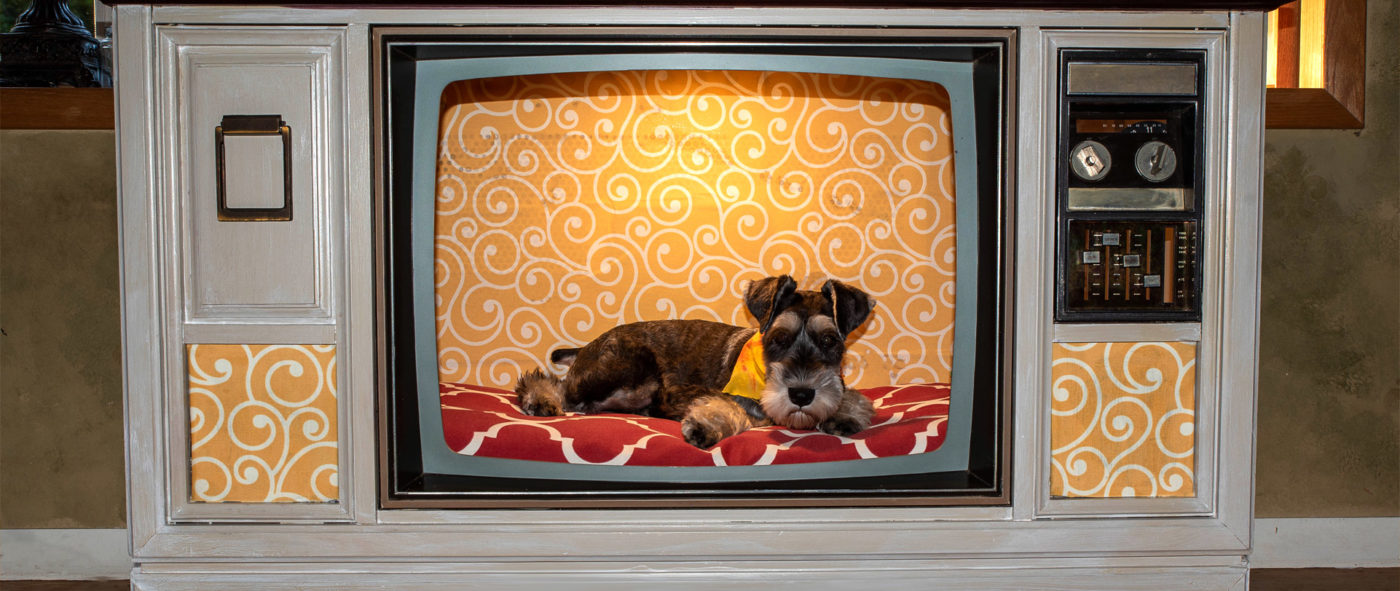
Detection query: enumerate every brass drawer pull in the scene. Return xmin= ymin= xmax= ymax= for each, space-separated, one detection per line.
xmin=214 ymin=114 xmax=293 ymax=222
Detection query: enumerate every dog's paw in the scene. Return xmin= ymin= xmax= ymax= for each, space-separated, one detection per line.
xmin=818 ymin=415 xmax=866 ymax=437
xmin=681 ymin=417 xmax=726 ymax=449
xmin=680 ymin=396 xmax=752 ymax=448
xmin=818 ymin=388 xmax=874 ymax=437
xmin=515 ymin=369 xmax=564 ymax=416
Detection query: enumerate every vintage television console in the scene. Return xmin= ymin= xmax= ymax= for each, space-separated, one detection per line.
xmin=114 ymin=1 xmax=1280 ymax=588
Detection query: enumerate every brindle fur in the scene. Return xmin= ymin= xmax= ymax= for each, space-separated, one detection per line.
xmin=514 ymin=275 xmax=875 ymax=448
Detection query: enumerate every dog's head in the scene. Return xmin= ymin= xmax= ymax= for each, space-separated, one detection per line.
xmin=743 ymin=274 xmax=875 ymax=430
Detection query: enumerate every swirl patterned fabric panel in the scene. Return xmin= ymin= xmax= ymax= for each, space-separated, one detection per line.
xmin=1050 ymin=341 xmax=1196 ymax=498
xmin=435 ymin=69 xmax=957 ymax=389
xmin=188 ymin=344 xmax=339 ymax=503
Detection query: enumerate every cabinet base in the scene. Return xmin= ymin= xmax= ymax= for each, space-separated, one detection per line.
xmin=132 ymin=560 xmax=1250 ymax=590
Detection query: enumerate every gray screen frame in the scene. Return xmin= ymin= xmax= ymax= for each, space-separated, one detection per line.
xmin=411 ymin=53 xmax=981 ymax=482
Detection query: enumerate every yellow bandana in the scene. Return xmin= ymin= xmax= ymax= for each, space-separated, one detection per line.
xmin=722 ymin=331 xmax=766 ymax=401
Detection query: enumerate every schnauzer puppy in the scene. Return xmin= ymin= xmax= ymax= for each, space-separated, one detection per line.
xmin=514 ymin=275 xmax=877 ymax=448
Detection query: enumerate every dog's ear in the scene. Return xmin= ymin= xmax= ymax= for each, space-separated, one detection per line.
xmin=744 ymin=275 xmax=798 ymax=333
xmin=550 ymin=348 xmax=580 ymax=368
xmin=822 ymin=279 xmax=875 ymax=337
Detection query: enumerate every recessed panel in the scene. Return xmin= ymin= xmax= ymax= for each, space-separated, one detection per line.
xmin=187 ymin=344 xmax=338 ymax=503
xmin=1050 ymin=341 xmax=1196 ymax=498
xmin=1056 ymin=51 xmax=1204 ymax=323
xmin=176 ymin=41 xmax=336 ymax=320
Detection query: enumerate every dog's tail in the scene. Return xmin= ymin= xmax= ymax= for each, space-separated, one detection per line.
xmin=515 ymin=368 xmax=566 ymax=416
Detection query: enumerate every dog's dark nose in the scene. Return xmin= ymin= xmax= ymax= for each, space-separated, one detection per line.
xmin=788 ymin=387 xmax=815 ymax=407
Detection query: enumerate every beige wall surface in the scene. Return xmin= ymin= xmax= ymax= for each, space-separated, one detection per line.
xmin=0 ymin=6 xmax=1397 ymax=530
xmin=1256 ymin=0 xmax=1400 ymax=518
xmin=1 ymin=130 xmax=126 ymax=528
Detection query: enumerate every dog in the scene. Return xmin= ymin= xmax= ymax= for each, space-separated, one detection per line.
xmin=514 ymin=275 xmax=877 ymax=448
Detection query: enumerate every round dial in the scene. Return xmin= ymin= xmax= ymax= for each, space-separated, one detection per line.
xmin=1070 ymin=140 xmax=1111 ymax=181
xmin=1134 ymin=140 xmax=1178 ymax=183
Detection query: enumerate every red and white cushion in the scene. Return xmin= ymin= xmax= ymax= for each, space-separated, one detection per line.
xmin=439 ymin=383 xmax=950 ymax=467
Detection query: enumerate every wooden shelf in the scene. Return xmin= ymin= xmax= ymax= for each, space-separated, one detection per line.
xmin=1265 ymin=0 xmax=1366 ymax=129
xmin=0 ymin=88 xmax=115 ymax=130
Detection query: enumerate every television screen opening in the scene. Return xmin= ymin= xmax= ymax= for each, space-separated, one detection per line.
xmin=380 ymin=39 xmax=1008 ymax=504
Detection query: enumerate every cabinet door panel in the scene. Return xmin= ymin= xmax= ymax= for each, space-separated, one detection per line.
xmin=163 ymin=28 xmax=343 ymax=322
xmin=156 ymin=27 xmax=353 ymax=523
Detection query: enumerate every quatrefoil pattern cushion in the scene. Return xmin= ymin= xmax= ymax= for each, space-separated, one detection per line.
xmin=440 ymin=382 xmax=949 ymax=466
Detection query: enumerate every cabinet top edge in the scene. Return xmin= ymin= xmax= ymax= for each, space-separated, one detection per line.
xmin=107 ymin=0 xmax=1289 ymax=10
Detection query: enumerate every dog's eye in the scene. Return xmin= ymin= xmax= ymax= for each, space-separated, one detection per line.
xmin=820 ymin=334 xmax=841 ymax=349
xmin=768 ymin=330 xmax=792 ymax=348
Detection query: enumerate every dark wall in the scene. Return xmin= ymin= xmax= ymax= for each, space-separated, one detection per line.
xmin=1255 ymin=0 xmax=1399 ymax=517
xmin=1 ymin=129 xmax=125 ymax=528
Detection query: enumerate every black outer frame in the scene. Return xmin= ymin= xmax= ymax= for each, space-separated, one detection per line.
xmin=1053 ymin=48 xmax=1207 ymax=324
xmin=373 ymin=27 xmax=1015 ymax=509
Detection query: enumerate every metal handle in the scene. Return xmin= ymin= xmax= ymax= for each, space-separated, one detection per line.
xmin=215 ymin=114 xmax=293 ymax=222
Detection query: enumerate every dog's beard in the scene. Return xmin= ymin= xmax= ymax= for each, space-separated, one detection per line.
xmin=759 ymin=363 xmax=844 ymax=430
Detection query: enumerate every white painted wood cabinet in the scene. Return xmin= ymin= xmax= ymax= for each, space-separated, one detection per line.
xmin=114 ymin=3 xmax=1271 ymax=589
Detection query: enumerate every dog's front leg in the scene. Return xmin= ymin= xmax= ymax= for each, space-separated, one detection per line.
xmin=682 ymin=395 xmax=759 ymax=448
xmin=656 ymin=385 xmax=757 ymax=448
xmin=817 ymin=388 xmax=875 ymax=437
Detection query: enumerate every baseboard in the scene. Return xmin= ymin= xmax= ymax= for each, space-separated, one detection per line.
xmin=1252 ymin=518 xmax=1400 ymax=569
xmin=3 ymin=518 xmax=1397 ymax=579
xmin=0 ymin=529 xmax=129 ymax=580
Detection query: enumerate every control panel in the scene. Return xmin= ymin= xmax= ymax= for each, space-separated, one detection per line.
xmin=1063 ymin=220 xmax=1197 ymax=313
xmin=1056 ymin=50 xmax=1204 ymax=322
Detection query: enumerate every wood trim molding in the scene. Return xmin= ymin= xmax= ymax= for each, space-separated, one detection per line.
xmin=1253 ymin=518 xmax=1400 ymax=568
xmin=3 ymin=520 xmax=1397 ymax=579
xmin=0 ymin=88 xmax=115 ymax=130
xmin=1265 ymin=0 xmax=1366 ymax=129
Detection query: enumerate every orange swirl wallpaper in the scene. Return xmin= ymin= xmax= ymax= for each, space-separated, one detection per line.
xmin=1050 ymin=341 xmax=1197 ymax=498
xmin=434 ymin=69 xmax=958 ymax=389
xmin=187 ymin=344 xmax=339 ymax=503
